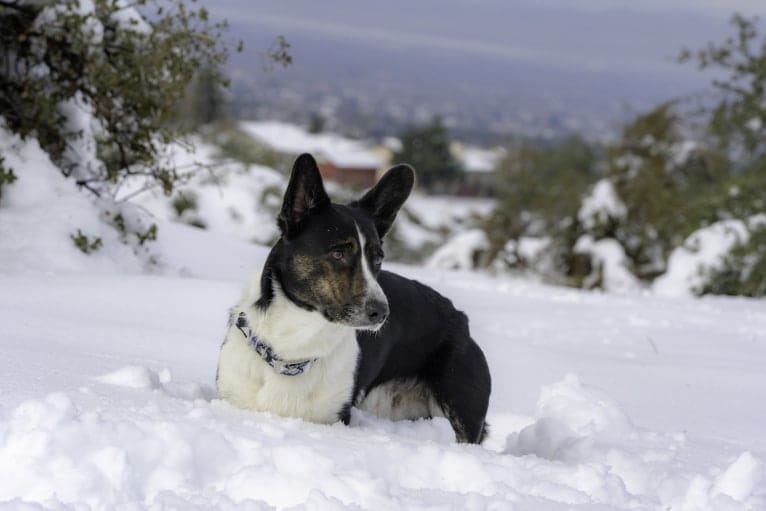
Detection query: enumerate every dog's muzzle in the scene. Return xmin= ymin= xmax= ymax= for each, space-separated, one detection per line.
xmin=365 ymin=299 xmax=389 ymax=325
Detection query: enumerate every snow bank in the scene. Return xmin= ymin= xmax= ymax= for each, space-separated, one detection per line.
xmin=2 ymin=370 xmax=762 ymax=510
xmin=240 ymin=121 xmax=383 ymax=169
xmin=427 ymin=229 xmax=489 ymax=270
xmin=0 ymin=124 xmax=145 ymax=274
xmin=123 ymin=141 xmax=284 ymax=245
xmin=1 ymin=232 xmax=765 ymax=509
xmin=653 ymin=217 xmax=765 ymax=297
xmin=574 ymin=235 xmax=643 ymax=293
xmin=504 ymin=375 xmax=765 ymax=510
xmin=124 ymin=141 xmax=487 ymax=261
xmin=457 ymin=145 xmax=506 ymax=173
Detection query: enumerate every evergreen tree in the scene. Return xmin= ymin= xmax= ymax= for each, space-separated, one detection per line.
xmin=308 ymin=113 xmax=325 ymax=134
xmin=394 ymin=117 xmax=461 ymax=190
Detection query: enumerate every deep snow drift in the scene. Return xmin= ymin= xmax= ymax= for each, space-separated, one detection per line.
xmin=1 ymin=124 xmax=765 ymax=509
xmin=1 ymin=222 xmax=765 ymax=509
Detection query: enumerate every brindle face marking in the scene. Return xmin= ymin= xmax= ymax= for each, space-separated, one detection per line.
xmin=278 ymin=205 xmax=388 ymax=329
xmin=274 ymin=154 xmax=414 ymax=329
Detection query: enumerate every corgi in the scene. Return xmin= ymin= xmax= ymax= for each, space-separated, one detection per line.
xmin=217 ymin=153 xmax=491 ymax=443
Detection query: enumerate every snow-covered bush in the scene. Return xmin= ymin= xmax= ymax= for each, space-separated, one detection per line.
xmin=653 ymin=219 xmax=751 ymax=297
xmin=0 ymin=123 xmax=153 ymax=273
xmin=606 ymin=103 xmax=728 ymax=281
xmin=482 ymin=135 xmax=600 ymax=278
xmin=573 ymin=235 xmax=643 ymax=293
xmin=427 ymin=229 xmax=489 ymax=271
xmin=699 ymin=220 xmax=766 ymax=297
xmin=123 ymin=140 xmax=285 ymax=245
xmin=0 ymin=155 xmax=17 ymax=200
xmin=0 ymin=0 xmax=233 ymax=197
xmin=569 ymin=179 xmax=642 ymax=292
xmin=577 ymin=179 xmax=626 ymax=237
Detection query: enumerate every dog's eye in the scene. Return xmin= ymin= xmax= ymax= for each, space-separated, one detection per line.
xmin=330 ymin=249 xmax=344 ymax=261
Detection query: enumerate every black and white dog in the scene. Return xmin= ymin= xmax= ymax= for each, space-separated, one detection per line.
xmin=216 ymin=154 xmax=491 ymax=443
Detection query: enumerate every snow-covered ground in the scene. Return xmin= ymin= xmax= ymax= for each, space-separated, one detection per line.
xmin=1 ymin=214 xmax=765 ymax=509
xmin=118 ymin=139 xmax=491 ymax=261
xmin=2 ymin=124 xmax=765 ymax=509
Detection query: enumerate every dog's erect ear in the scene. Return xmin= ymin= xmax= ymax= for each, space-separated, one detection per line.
xmin=278 ymin=153 xmax=331 ymax=237
xmin=351 ymin=164 xmax=415 ymax=238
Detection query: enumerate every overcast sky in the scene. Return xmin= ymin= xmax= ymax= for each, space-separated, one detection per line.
xmin=208 ymin=0 xmax=765 ymax=76
xmin=202 ymin=0 xmax=766 ymax=129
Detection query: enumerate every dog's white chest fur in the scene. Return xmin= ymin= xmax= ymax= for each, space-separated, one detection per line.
xmin=216 ymin=275 xmax=359 ymax=424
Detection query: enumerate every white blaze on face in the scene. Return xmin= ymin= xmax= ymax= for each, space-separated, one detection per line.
xmin=355 ymin=223 xmax=387 ymax=306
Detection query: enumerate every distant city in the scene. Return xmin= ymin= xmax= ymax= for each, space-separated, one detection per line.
xmin=209 ymin=0 xmax=766 ymax=144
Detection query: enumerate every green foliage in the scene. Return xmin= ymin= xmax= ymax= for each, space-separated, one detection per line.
xmin=207 ymin=121 xmax=284 ymax=168
xmin=171 ymin=191 xmax=198 ymax=217
xmin=606 ymin=103 xmax=729 ymax=279
xmin=136 ymin=223 xmax=158 ymax=245
xmin=262 ymin=35 xmax=292 ymax=70
xmin=702 ymin=225 xmax=766 ymax=297
xmin=70 ymin=229 xmax=103 ymax=254
xmin=680 ymin=14 xmax=766 ymax=157
xmin=308 ymin=113 xmax=325 ymax=134
xmin=170 ymin=190 xmax=206 ymax=229
xmin=484 ymin=135 xmax=599 ymax=267
xmin=0 ymin=156 xmax=17 ymax=201
xmin=0 ymin=0 xmax=236 ymax=196
xmin=175 ymin=67 xmax=227 ymax=131
xmin=479 ymin=16 xmax=766 ymax=297
xmin=394 ymin=116 xmax=462 ymax=190
xmin=677 ymin=13 xmax=766 ymax=225
xmin=108 ymin=211 xmax=158 ymax=246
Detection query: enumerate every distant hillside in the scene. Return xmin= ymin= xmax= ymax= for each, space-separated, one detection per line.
xmin=202 ymin=0 xmax=764 ymax=141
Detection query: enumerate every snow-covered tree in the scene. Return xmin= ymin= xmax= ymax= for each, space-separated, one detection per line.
xmin=0 ymin=0 xmax=235 ymax=197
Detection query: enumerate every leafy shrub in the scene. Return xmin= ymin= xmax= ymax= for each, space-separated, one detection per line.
xmin=207 ymin=121 xmax=284 ymax=169
xmin=0 ymin=0 xmax=235 ymax=196
xmin=172 ymin=191 xmax=199 ymax=217
xmin=483 ymin=135 xmax=600 ymax=273
xmin=0 ymin=156 xmax=17 ymax=201
xmin=70 ymin=230 xmax=103 ymax=254
xmin=701 ymin=225 xmax=766 ymax=297
xmin=605 ymin=103 xmax=729 ymax=280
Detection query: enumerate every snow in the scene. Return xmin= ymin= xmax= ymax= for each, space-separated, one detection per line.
xmin=578 ymin=179 xmax=627 ymax=230
xmin=405 ymin=194 xmax=494 ymax=230
xmin=0 ymin=124 xmax=145 ymax=275
xmin=745 ymin=117 xmax=762 ymax=133
xmin=653 ymin=217 xmax=765 ymax=297
xmin=240 ymin=121 xmax=383 ymax=169
xmin=427 ymin=229 xmax=489 ymax=270
xmin=457 ymin=145 xmax=506 ymax=173
xmin=1 ymin=251 xmax=766 ymax=509
xmin=122 ymin=141 xmax=284 ymax=245
xmin=574 ymin=235 xmax=643 ymax=293
xmin=381 ymin=136 xmax=402 ymax=153
xmin=2 ymin=128 xmax=766 ymax=509
xmin=670 ymin=140 xmax=698 ymax=167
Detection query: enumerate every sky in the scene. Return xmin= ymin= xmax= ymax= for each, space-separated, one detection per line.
xmin=208 ymin=0 xmax=766 ymax=77
xmin=200 ymin=0 xmax=766 ymax=136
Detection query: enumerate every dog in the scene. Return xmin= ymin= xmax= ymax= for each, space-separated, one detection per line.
xmin=216 ymin=153 xmax=491 ymax=443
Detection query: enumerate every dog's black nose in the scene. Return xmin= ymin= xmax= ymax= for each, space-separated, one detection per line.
xmin=366 ymin=300 xmax=389 ymax=323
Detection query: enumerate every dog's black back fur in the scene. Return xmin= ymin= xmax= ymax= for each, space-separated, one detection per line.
xmin=352 ymin=271 xmax=491 ymax=443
